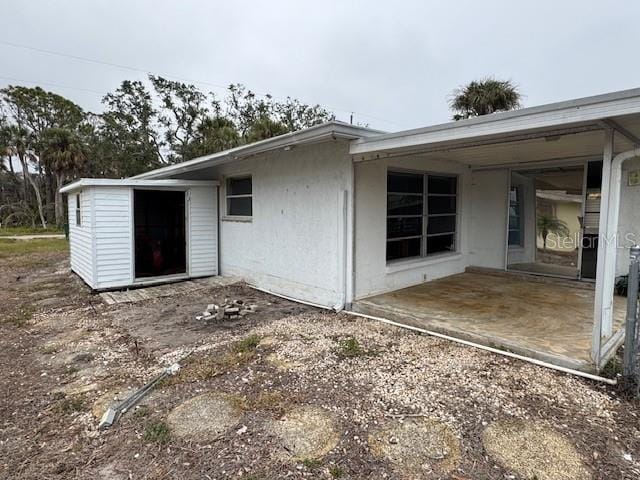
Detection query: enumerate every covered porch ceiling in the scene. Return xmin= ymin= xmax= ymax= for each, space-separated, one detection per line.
xmin=350 ymin=88 xmax=640 ymax=168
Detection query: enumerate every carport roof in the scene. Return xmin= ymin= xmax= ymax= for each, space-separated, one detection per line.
xmin=350 ymin=88 xmax=640 ymax=166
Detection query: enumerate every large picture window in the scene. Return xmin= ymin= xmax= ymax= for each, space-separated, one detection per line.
xmin=226 ymin=176 xmax=252 ymax=217
xmin=386 ymin=171 xmax=458 ymax=262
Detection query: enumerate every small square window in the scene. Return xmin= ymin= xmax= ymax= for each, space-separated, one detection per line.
xmin=226 ymin=176 xmax=252 ymax=217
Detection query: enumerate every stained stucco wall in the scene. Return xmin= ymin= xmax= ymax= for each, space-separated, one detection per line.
xmin=353 ymin=156 xmax=471 ymax=299
xmin=193 ymin=141 xmax=353 ymax=308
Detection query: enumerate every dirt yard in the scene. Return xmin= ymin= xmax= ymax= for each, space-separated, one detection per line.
xmin=1 ymin=240 xmax=640 ymax=480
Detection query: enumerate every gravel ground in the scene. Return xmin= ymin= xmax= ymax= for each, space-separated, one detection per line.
xmin=1 ymin=251 xmax=640 ymax=479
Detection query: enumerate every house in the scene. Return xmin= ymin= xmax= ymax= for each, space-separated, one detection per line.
xmin=61 ymin=88 xmax=640 ymax=374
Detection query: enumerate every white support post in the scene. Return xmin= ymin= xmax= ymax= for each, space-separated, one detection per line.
xmin=592 ymin=128 xmax=614 ymax=364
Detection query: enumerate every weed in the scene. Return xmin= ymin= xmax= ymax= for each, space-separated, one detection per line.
xmin=56 ymin=396 xmax=84 ymax=413
xmin=301 ymin=458 xmax=321 ymax=469
xmin=233 ymin=334 xmax=261 ymax=353
xmin=602 ymin=356 xmax=623 ymax=378
xmin=143 ymin=420 xmax=171 ymax=444
xmin=329 ymin=466 xmax=344 ymax=478
xmin=338 ymin=336 xmax=366 ymax=358
xmin=41 ymin=344 xmax=58 ymax=354
xmin=133 ymin=405 xmax=150 ymax=418
xmin=4 ymin=304 xmax=35 ymax=327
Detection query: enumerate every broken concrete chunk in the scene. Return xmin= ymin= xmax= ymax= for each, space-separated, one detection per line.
xmin=225 ymin=307 xmax=240 ymax=315
xmin=207 ymin=304 xmax=216 ymax=311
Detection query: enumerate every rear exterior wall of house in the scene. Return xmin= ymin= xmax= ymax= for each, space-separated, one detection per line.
xmin=175 ymin=140 xmax=355 ymax=308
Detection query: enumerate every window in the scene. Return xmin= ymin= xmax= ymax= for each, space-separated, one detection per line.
xmin=226 ymin=176 xmax=252 ymax=217
xmin=386 ymin=171 xmax=457 ymax=262
xmin=75 ymin=193 xmax=81 ymax=226
xmin=508 ymin=186 xmax=523 ymax=246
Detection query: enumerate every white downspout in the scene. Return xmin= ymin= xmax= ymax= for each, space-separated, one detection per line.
xmin=595 ymin=146 xmax=640 ymax=366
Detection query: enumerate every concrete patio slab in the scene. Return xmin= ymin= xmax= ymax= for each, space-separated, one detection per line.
xmin=353 ymin=271 xmax=626 ymax=372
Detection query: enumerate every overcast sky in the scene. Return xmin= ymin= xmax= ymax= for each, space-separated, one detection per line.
xmin=1 ymin=1 xmax=640 ymax=132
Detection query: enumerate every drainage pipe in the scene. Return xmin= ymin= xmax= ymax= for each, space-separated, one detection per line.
xmin=344 ymin=310 xmax=618 ymax=385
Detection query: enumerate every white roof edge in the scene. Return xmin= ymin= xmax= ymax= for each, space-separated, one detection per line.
xmin=60 ymin=178 xmax=219 ymax=193
xmin=133 ymin=121 xmax=383 ymax=180
xmin=351 ymin=87 xmax=640 ymax=155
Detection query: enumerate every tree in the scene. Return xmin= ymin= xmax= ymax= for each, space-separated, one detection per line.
xmin=450 ymin=77 xmax=521 ymax=120
xmin=40 ymin=128 xmax=86 ymax=226
xmin=245 ymin=116 xmax=289 ymax=143
xmin=149 ymin=75 xmax=209 ymax=162
xmin=537 ymin=214 xmax=570 ymax=251
xmin=102 ymin=80 xmax=164 ymax=167
xmin=186 ymin=116 xmax=240 ymax=158
xmin=1 ymin=124 xmax=47 ymax=227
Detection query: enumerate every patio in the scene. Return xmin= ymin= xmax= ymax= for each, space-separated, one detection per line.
xmin=353 ymin=270 xmax=626 ymax=372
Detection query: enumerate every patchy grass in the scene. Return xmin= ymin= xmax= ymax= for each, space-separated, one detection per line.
xmin=0 ymin=226 xmax=63 ymax=236
xmin=301 ymin=458 xmax=322 ymax=469
xmin=143 ymin=420 xmax=171 ymax=444
xmin=338 ymin=336 xmax=366 ymax=358
xmin=0 ymin=238 xmax=68 ymax=259
xmin=56 ymin=396 xmax=84 ymax=414
xmin=329 ymin=466 xmax=344 ymax=478
xmin=233 ymin=334 xmax=261 ymax=353
xmin=3 ymin=304 xmax=35 ymax=327
xmin=248 ymin=390 xmax=299 ymax=416
xmin=133 ymin=405 xmax=150 ymax=418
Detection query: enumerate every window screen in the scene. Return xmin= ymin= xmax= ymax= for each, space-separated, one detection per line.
xmin=75 ymin=193 xmax=81 ymax=226
xmin=386 ymin=171 xmax=458 ymax=261
xmin=226 ymin=176 xmax=252 ymax=217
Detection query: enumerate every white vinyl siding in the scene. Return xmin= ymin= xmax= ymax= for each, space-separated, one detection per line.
xmin=65 ymin=183 xmax=219 ymax=290
xmin=68 ymin=191 xmax=95 ymax=287
xmin=93 ymin=187 xmax=133 ymax=289
xmin=189 ymin=186 xmax=218 ymax=277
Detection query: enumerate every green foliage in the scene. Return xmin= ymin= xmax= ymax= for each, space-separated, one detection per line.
xmin=0 ymin=225 xmax=62 ymax=236
xmin=233 ymin=334 xmax=261 ymax=353
xmin=0 ymin=238 xmax=68 ymax=258
xmin=143 ymin=420 xmax=171 ymax=444
xmin=338 ymin=336 xmax=366 ymax=358
xmin=450 ymin=77 xmax=521 ymax=120
xmin=329 ymin=466 xmax=344 ymax=478
xmin=301 ymin=458 xmax=322 ymax=469
xmin=536 ymin=214 xmax=570 ymax=250
xmin=0 ymin=78 xmax=333 ymax=226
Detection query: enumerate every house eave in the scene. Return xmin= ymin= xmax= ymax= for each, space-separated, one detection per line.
xmin=350 ymin=87 xmax=640 ymax=159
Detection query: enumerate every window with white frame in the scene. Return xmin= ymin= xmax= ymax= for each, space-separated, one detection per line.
xmin=508 ymin=186 xmax=523 ymax=246
xmin=75 ymin=192 xmax=82 ymax=226
xmin=386 ymin=171 xmax=458 ymax=261
xmin=226 ymin=176 xmax=252 ymax=217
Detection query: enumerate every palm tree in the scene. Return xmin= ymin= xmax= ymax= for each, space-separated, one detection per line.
xmin=450 ymin=77 xmax=521 ymax=120
xmin=40 ymin=128 xmax=86 ymax=226
xmin=537 ymin=214 xmax=570 ymax=251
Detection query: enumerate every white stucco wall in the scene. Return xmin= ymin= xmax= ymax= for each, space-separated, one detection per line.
xmin=201 ymin=141 xmax=353 ymax=308
xmin=353 ymin=156 xmax=471 ymax=299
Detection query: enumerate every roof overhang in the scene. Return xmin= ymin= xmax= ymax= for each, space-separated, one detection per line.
xmin=350 ymin=88 xmax=640 ymax=167
xmin=60 ymin=178 xmax=219 ymax=194
xmin=133 ymin=121 xmax=382 ymax=180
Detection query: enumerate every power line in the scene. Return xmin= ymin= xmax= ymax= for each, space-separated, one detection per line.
xmin=0 ymin=39 xmax=407 ymax=129
xmin=0 ymin=75 xmax=104 ymax=96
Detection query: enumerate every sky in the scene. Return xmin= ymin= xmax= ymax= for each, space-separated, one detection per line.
xmin=1 ymin=0 xmax=640 ymax=132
